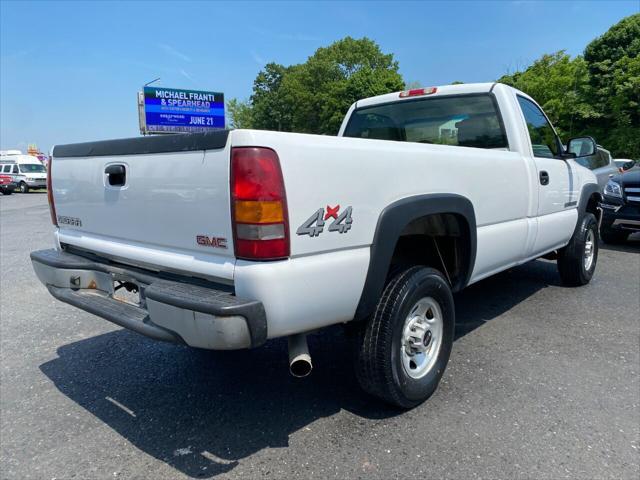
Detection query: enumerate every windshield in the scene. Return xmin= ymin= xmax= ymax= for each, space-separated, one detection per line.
xmin=344 ymin=94 xmax=508 ymax=150
xmin=19 ymin=164 xmax=46 ymax=173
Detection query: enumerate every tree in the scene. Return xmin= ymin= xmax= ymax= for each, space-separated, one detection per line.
xmin=248 ymin=37 xmax=405 ymax=135
xmin=583 ymin=14 xmax=640 ymax=158
xmin=498 ymin=51 xmax=596 ymax=139
xmin=226 ymin=98 xmax=253 ymax=129
xmin=283 ymin=37 xmax=405 ymax=134
xmin=497 ymin=15 xmax=640 ymax=158
xmin=250 ymin=63 xmax=296 ymax=131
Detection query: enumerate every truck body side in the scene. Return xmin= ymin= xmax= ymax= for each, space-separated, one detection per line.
xmin=34 ymin=83 xmax=598 ymax=344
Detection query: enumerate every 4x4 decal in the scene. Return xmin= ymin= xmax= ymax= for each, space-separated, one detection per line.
xmin=297 ymin=205 xmax=353 ymax=237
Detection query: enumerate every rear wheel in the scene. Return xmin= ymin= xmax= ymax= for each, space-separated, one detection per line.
xmin=1 ymin=188 xmax=11 ymax=195
xmin=557 ymin=213 xmax=598 ymax=286
xmin=354 ymin=266 xmax=454 ymax=409
xmin=19 ymin=182 xmax=29 ymax=194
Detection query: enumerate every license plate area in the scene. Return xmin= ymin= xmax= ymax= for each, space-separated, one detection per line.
xmin=112 ymin=279 xmax=142 ymax=307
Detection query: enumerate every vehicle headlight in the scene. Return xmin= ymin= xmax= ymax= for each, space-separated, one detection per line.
xmin=604 ymin=179 xmax=622 ymax=198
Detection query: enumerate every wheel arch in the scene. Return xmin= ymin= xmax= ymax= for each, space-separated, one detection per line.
xmin=577 ymin=183 xmax=602 ymax=228
xmin=354 ymin=194 xmax=476 ymax=321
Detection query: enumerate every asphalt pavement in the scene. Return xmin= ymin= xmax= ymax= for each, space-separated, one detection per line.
xmin=1 ymin=192 xmax=639 ymax=479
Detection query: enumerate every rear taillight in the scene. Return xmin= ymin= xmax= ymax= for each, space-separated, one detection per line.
xmin=47 ymin=158 xmax=57 ymax=226
xmin=231 ymin=147 xmax=289 ymax=260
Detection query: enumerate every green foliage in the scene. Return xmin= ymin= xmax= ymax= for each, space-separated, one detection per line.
xmin=250 ymin=63 xmax=296 ymax=131
xmin=226 ymin=98 xmax=253 ymax=129
xmin=249 ymin=37 xmax=404 ymax=135
xmin=583 ymin=13 xmax=640 ymax=158
xmin=498 ymin=51 xmax=596 ymax=139
xmin=499 ymin=14 xmax=639 ymax=158
xmin=232 ymin=19 xmax=638 ymax=158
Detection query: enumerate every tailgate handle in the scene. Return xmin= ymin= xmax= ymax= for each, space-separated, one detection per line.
xmin=105 ymin=164 xmax=126 ymax=187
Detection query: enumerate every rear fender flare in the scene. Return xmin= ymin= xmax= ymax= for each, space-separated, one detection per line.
xmin=354 ymin=194 xmax=476 ymax=321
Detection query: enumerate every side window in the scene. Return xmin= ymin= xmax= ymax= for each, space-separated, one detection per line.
xmin=517 ymin=96 xmax=561 ymax=158
xmin=12 ymin=165 xmax=19 ymax=174
xmin=598 ymin=151 xmax=610 ymax=168
xmin=1 ymin=165 xmax=8 ymax=173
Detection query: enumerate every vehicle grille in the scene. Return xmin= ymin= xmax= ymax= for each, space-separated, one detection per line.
xmin=624 ymin=184 xmax=640 ymax=204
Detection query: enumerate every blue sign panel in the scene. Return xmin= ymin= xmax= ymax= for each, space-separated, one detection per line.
xmin=143 ymin=87 xmax=224 ymax=133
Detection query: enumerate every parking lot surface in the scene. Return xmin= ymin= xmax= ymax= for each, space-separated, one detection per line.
xmin=1 ymin=193 xmax=639 ymax=479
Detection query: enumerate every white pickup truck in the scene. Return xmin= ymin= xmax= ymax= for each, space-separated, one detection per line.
xmin=32 ymin=83 xmax=602 ymax=408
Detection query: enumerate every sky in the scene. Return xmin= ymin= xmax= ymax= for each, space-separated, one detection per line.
xmin=1 ymin=0 xmax=638 ymax=153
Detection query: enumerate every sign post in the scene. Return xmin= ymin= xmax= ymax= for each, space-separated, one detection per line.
xmin=138 ymin=86 xmax=225 ymax=135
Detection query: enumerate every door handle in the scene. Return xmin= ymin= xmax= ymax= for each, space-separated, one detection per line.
xmin=105 ymin=164 xmax=126 ymax=187
xmin=539 ymin=170 xmax=549 ymax=186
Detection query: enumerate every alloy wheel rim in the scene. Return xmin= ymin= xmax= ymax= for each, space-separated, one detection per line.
xmin=584 ymin=229 xmax=595 ymax=271
xmin=401 ymin=297 xmax=443 ymax=379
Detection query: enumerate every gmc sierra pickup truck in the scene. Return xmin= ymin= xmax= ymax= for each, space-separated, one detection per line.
xmin=31 ymin=83 xmax=602 ymax=408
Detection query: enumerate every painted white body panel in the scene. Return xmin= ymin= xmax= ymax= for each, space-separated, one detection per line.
xmin=235 ymin=247 xmax=370 ymax=338
xmin=52 ymin=147 xmax=236 ymax=281
xmin=49 ymin=83 xmax=598 ymax=340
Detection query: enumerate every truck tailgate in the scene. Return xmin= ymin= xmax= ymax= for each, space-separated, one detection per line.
xmin=51 ymin=132 xmax=235 ymax=281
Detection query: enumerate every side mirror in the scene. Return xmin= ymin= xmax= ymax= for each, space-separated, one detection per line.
xmin=567 ymin=136 xmax=597 ymax=158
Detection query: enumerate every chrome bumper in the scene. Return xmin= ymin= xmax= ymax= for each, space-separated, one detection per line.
xmin=30 ymin=249 xmax=267 ymax=349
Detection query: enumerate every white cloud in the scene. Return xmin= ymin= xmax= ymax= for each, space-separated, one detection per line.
xmin=158 ymin=43 xmax=192 ymax=62
xmin=251 ymin=50 xmax=266 ymax=66
xmin=180 ymin=69 xmax=195 ymax=82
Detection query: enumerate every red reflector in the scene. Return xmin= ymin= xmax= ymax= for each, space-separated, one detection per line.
xmin=231 ymin=147 xmax=289 ymax=260
xmin=399 ymin=87 xmax=437 ymax=98
xmin=235 ymin=238 xmax=289 ymax=259
xmin=47 ymin=158 xmax=57 ymax=226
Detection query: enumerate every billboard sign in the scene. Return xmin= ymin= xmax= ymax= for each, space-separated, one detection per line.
xmin=140 ymin=86 xmax=225 ymax=134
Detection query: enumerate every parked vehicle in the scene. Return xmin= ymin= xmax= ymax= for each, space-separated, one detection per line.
xmin=571 ymin=146 xmax=619 ymax=191
xmin=31 ymin=82 xmax=603 ymax=408
xmin=0 ymin=174 xmax=15 ymax=195
xmin=614 ymin=158 xmax=636 ymax=172
xmin=600 ymin=165 xmax=640 ymax=243
xmin=0 ymin=154 xmax=47 ymax=193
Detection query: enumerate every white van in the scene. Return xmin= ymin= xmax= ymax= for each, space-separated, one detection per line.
xmin=0 ymin=154 xmax=47 ymax=193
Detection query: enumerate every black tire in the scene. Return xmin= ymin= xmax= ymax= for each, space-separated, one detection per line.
xmin=600 ymin=226 xmax=628 ymax=244
xmin=557 ymin=213 xmax=598 ymax=286
xmin=19 ymin=182 xmax=29 ymax=194
xmin=0 ymin=189 xmax=11 ymax=195
xmin=354 ymin=266 xmax=455 ymax=409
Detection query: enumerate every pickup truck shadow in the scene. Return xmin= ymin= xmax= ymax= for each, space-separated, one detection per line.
xmin=39 ymin=328 xmax=387 ymax=478
xmin=39 ymin=259 xmax=561 ymax=478
xmin=454 ymin=259 xmax=562 ymax=339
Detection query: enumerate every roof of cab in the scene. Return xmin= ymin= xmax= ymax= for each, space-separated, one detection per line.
xmin=355 ymin=82 xmax=498 ymax=109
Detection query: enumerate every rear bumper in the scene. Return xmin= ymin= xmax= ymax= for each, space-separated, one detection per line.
xmin=30 ymin=249 xmax=267 ymax=349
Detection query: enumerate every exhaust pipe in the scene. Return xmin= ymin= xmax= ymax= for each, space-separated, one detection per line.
xmin=288 ymin=334 xmax=312 ymax=378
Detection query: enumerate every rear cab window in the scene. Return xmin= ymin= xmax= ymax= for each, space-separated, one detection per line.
xmin=343 ymin=94 xmax=509 ymax=150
